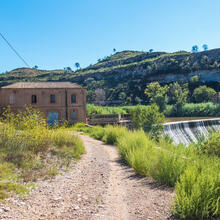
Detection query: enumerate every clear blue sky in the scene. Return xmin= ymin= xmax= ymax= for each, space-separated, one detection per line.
xmin=1 ymin=0 xmax=220 ymax=72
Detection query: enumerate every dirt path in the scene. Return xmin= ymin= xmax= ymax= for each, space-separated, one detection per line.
xmin=0 ymin=135 xmax=173 ymax=220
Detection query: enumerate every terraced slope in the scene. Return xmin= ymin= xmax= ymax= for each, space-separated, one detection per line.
xmin=1 ymin=49 xmax=220 ymax=104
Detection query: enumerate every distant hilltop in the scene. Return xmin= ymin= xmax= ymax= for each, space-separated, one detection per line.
xmin=1 ymin=48 xmax=220 ymax=104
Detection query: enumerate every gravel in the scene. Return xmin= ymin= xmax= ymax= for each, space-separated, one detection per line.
xmin=0 ymin=134 xmax=174 ymax=220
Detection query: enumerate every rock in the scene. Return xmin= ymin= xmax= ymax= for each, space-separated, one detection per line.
xmin=4 ymin=207 xmax=10 ymax=212
xmin=52 ymin=197 xmax=62 ymax=201
xmin=74 ymin=205 xmax=80 ymax=210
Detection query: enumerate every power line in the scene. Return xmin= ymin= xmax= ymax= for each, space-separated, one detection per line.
xmin=0 ymin=32 xmax=30 ymax=67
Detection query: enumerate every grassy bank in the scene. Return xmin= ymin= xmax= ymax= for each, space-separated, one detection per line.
xmin=87 ymin=103 xmax=220 ymax=117
xmin=74 ymin=123 xmax=220 ymax=220
xmin=0 ymin=108 xmax=85 ymax=199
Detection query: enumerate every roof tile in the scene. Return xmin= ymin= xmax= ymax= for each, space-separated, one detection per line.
xmin=1 ymin=82 xmax=82 ymax=89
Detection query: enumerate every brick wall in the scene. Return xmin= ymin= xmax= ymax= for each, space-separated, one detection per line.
xmin=0 ymin=87 xmax=86 ymax=124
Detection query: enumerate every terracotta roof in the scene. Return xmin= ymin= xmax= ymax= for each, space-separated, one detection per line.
xmin=1 ymin=82 xmax=83 ymax=89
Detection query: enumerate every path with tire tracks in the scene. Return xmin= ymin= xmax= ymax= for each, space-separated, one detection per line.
xmin=0 ymin=134 xmax=173 ymax=220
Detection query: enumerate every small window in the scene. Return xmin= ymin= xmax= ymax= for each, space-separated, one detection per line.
xmin=71 ymin=94 xmax=76 ymax=103
xmin=72 ymin=109 xmax=77 ymax=119
xmin=9 ymin=95 xmax=14 ymax=104
xmin=50 ymin=94 xmax=55 ymax=103
xmin=31 ymin=95 xmax=37 ymax=104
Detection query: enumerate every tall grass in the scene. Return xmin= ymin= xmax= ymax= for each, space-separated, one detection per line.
xmin=75 ymin=124 xmax=220 ymax=219
xmin=165 ymin=102 xmax=220 ymax=117
xmin=87 ymin=103 xmax=220 ymax=117
xmin=87 ymin=104 xmax=150 ymax=115
xmin=0 ymin=107 xmax=85 ymax=199
xmin=173 ymin=156 xmax=220 ymax=219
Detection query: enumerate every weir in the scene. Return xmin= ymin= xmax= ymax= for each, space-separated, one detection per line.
xmin=163 ymin=118 xmax=220 ymax=145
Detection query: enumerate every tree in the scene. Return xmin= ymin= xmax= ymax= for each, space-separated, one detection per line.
xmin=145 ymin=82 xmax=169 ymax=112
xmin=192 ymin=45 xmax=199 ymax=53
xmin=64 ymin=67 xmax=72 ymax=72
xmin=202 ymin=44 xmax=208 ymax=51
xmin=126 ymin=97 xmax=132 ymax=105
xmin=149 ymin=49 xmax=153 ymax=53
xmin=190 ymin=75 xmax=200 ymax=84
xmin=119 ymin=92 xmax=126 ymax=101
xmin=75 ymin=62 xmax=80 ymax=70
xmin=95 ymin=89 xmax=105 ymax=105
xmin=113 ymin=48 xmax=116 ymax=53
xmin=135 ymin=96 xmax=141 ymax=104
xmin=33 ymin=65 xmax=38 ymax=69
xmin=152 ymin=63 xmax=157 ymax=71
xmin=130 ymin=104 xmax=164 ymax=138
xmin=193 ymin=86 xmax=216 ymax=103
xmin=169 ymin=82 xmax=189 ymax=113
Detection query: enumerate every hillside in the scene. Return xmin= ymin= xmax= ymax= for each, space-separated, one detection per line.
xmin=1 ymin=49 xmax=220 ymax=104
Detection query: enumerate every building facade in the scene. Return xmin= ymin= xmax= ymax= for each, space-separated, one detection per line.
xmin=0 ymin=82 xmax=86 ymax=124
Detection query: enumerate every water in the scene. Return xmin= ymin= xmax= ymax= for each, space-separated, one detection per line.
xmin=163 ymin=118 xmax=220 ymax=145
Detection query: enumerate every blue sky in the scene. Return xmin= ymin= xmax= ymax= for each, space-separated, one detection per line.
xmin=1 ymin=0 xmax=220 ymax=72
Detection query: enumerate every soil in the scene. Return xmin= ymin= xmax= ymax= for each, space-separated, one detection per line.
xmin=0 ymin=134 xmax=174 ymax=220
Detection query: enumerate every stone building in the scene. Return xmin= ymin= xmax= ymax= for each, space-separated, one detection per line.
xmin=0 ymin=82 xmax=86 ymax=124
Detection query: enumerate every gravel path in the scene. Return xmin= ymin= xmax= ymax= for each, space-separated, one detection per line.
xmin=0 ymin=134 xmax=173 ymax=220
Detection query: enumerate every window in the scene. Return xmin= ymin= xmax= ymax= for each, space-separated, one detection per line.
xmin=71 ymin=94 xmax=76 ymax=103
xmin=72 ymin=109 xmax=77 ymax=119
xmin=31 ymin=95 xmax=37 ymax=104
xmin=9 ymin=95 xmax=14 ymax=104
xmin=50 ymin=94 xmax=55 ymax=103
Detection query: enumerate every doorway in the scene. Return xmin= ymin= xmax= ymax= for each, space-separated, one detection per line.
xmin=48 ymin=111 xmax=59 ymax=126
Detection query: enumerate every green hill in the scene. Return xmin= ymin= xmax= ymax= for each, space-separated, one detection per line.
xmin=1 ymin=49 xmax=220 ymax=104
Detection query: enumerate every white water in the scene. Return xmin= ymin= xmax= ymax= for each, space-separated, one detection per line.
xmin=163 ymin=118 xmax=220 ymax=145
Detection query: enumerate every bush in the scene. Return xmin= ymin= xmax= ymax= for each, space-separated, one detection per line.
xmin=173 ymin=157 xmax=220 ymax=219
xmin=131 ymin=104 xmax=164 ymax=138
xmin=0 ymin=108 xmax=85 ymax=199
xmin=150 ymin=147 xmax=188 ymax=187
xmin=117 ymin=130 xmax=154 ymax=176
xmin=50 ymin=129 xmax=85 ymax=159
xmin=102 ymin=125 xmax=127 ymax=145
xmin=200 ymin=131 xmax=220 ymax=157
xmin=89 ymin=126 xmax=106 ymax=140
xmin=193 ymin=86 xmax=216 ymax=103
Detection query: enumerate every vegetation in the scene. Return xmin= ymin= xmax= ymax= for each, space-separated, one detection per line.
xmin=87 ymin=102 xmax=220 ymax=117
xmin=165 ymin=102 xmax=220 ymax=117
xmin=1 ymin=48 xmax=220 ymax=105
xmin=0 ymin=107 xmax=84 ymax=199
xmin=145 ymin=82 xmax=169 ymax=112
xmin=74 ymin=124 xmax=220 ymax=219
xmin=168 ymin=82 xmax=189 ymax=114
xmin=193 ymin=85 xmax=216 ymax=103
xmin=199 ymin=131 xmax=220 ymax=157
xmin=130 ymin=104 xmax=164 ymax=138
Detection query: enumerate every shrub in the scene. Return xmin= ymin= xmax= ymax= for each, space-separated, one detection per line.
xmin=173 ymin=157 xmax=220 ymax=219
xmin=200 ymin=131 xmax=220 ymax=157
xmin=0 ymin=108 xmax=85 ymax=198
xmin=102 ymin=125 xmax=127 ymax=145
xmin=117 ymin=130 xmax=154 ymax=176
xmin=193 ymin=86 xmax=216 ymax=103
xmin=131 ymin=104 xmax=164 ymax=138
xmin=89 ymin=126 xmax=105 ymax=140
